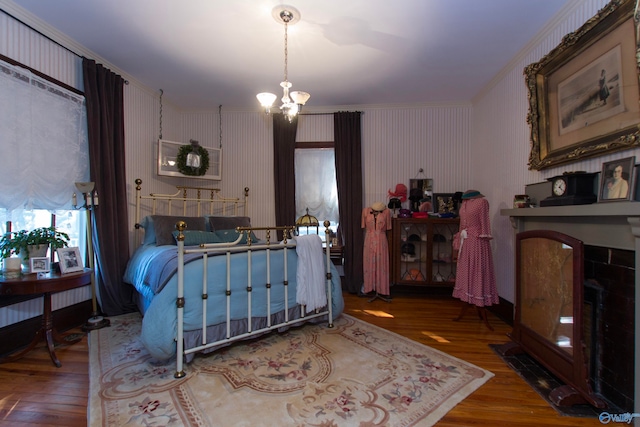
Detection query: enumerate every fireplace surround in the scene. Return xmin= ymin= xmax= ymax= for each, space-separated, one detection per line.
xmin=502 ymin=202 xmax=639 ymax=412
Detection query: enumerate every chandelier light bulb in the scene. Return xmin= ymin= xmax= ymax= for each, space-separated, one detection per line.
xmin=257 ymin=92 xmax=277 ymax=109
xmin=290 ymin=91 xmax=310 ymax=105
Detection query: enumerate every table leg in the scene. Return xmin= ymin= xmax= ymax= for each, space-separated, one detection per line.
xmin=41 ymin=292 xmax=62 ymax=367
xmin=0 ymin=293 xmax=83 ymax=368
xmin=41 ymin=292 xmax=84 ymax=366
xmin=0 ymin=328 xmax=45 ymax=364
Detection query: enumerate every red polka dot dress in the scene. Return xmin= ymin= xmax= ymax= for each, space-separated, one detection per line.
xmin=452 ymin=197 xmax=499 ymax=306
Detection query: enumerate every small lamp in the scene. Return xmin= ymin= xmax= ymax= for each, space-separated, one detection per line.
xmin=295 ymin=207 xmax=319 ymax=235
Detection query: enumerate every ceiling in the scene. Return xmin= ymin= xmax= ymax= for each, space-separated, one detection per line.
xmin=8 ymin=0 xmax=572 ymax=110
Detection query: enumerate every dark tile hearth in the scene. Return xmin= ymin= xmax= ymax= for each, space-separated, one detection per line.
xmin=489 ymin=344 xmax=622 ymax=418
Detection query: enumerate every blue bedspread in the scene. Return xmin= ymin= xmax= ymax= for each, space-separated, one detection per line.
xmin=123 ymin=243 xmax=344 ymax=360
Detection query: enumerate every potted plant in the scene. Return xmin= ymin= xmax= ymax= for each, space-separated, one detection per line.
xmin=0 ymin=226 xmax=70 ymax=262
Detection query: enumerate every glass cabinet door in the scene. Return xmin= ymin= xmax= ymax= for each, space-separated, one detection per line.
xmin=431 ymin=222 xmax=458 ymax=284
xmin=398 ymin=222 xmax=427 ymax=283
xmin=391 ymin=218 xmax=459 ymax=286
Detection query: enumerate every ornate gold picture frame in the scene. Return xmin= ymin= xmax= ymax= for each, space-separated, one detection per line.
xmin=526 ymin=0 xmax=640 ymax=170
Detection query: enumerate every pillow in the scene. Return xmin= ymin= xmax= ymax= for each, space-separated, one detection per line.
xmin=207 ymin=216 xmax=251 ymax=232
xmin=214 ymin=229 xmax=260 ymax=245
xmin=172 ymin=230 xmax=222 ymax=246
xmin=151 ymin=215 xmax=207 ymax=246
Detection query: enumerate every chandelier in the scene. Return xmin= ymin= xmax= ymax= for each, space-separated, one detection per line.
xmin=256 ymin=6 xmax=310 ymax=122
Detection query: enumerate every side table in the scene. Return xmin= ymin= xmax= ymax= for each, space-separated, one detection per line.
xmin=0 ymin=268 xmax=92 ymax=367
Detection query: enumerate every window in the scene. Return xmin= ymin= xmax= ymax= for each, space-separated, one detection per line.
xmin=0 ymin=58 xmax=89 ymax=211
xmin=0 ymin=209 xmax=87 ymax=262
xmin=294 ymin=144 xmax=339 ymax=240
xmin=0 ymin=58 xmax=89 ymax=263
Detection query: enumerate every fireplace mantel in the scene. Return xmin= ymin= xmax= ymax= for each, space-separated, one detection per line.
xmin=501 ymin=202 xmax=640 ymax=251
xmin=501 ymin=202 xmax=639 ymax=416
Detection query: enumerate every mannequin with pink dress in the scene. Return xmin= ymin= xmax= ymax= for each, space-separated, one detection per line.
xmin=452 ymin=189 xmax=499 ymax=329
xmin=361 ymin=201 xmax=392 ymax=302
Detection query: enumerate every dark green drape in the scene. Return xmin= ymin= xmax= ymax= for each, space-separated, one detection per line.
xmin=83 ymin=58 xmax=136 ymax=315
xmin=273 ymin=113 xmax=298 ymax=240
xmin=334 ymin=112 xmax=364 ymax=293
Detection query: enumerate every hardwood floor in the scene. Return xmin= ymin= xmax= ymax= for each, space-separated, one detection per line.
xmin=345 ymin=291 xmax=606 ymax=427
xmin=0 ymin=291 xmax=608 ymax=426
xmin=0 ymin=331 xmax=89 ymax=426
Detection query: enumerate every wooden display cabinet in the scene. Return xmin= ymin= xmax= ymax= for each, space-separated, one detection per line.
xmin=390 ymin=217 xmax=459 ymax=287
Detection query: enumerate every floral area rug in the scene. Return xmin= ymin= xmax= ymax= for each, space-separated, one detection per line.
xmin=89 ymin=313 xmax=493 ymax=426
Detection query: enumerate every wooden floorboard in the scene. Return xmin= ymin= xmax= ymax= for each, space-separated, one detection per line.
xmin=0 ymin=291 xmax=609 ymax=426
xmin=344 ymin=292 xmax=606 ymax=427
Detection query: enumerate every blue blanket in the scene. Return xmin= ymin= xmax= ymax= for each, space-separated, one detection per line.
xmin=123 ymin=244 xmax=344 ymax=360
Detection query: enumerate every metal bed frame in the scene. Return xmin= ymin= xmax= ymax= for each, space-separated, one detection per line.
xmin=132 ymin=179 xmax=335 ymax=378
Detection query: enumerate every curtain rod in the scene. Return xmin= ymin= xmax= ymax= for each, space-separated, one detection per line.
xmin=299 ymin=111 xmax=364 ymax=116
xmin=0 ymin=52 xmax=83 ymax=96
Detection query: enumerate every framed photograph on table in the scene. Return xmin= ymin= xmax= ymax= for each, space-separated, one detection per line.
xmin=29 ymin=257 xmax=50 ymax=274
xmin=598 ymin=156 xmax=635 ymax=202
xmin=57 ymin=247 xmax=83 ymax=274
xmin=525 ymin=0 xmax=640 ymax=170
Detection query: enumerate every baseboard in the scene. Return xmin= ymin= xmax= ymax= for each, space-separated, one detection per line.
xmin=488 ymin=296 xmax=513 ymax=326
xmin=0 ymin=300 xmax=92 ymax=357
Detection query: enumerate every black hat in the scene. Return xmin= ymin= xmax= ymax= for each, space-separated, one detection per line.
xmin=388 ymin=198 xmax=401 ymax=209
xmin=407 ymin=234 xmax=421 ymax=242
xmin=409 ymin=188 xmax=423 ymax=201
xmin=401 ymin=243 xmax=415 ymax=255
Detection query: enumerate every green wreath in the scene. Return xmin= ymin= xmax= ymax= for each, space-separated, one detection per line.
xmin=176 ymin=144 xmax=210 ymax=176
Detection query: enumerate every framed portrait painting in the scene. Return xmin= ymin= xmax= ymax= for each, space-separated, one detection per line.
xmin=526 ymin=0 xmax=640 ymax=170
xmin=598 ymin=156 xmax=635 ymax=202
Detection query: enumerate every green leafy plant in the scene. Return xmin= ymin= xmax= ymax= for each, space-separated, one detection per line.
xmin=0 ymin=226 xmax=70 ymax=259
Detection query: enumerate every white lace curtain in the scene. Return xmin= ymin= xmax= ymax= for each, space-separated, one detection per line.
xmin=294 ymin=148 xmax=339 ymax=224
xmin=0 ymin=60 xmax=89 ymax=211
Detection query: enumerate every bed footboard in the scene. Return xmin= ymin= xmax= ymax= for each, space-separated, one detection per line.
xmin=173 ymin=221 xmax=335 ymax=378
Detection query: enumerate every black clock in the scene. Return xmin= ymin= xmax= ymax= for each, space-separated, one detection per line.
xmin=539 ymin=172 xmax=598 ymax=206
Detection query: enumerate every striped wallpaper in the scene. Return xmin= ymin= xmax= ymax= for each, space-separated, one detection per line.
xmin=0 ymin=0 xmax=631 ymax=327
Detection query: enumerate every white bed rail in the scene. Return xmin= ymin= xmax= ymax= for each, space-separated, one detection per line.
xmin=173 ymin=220 xmax=335 ymax=378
